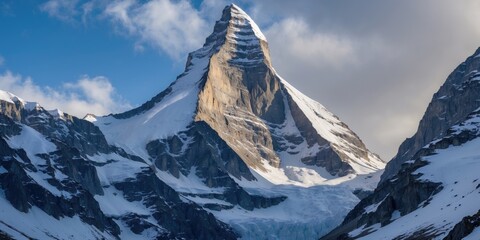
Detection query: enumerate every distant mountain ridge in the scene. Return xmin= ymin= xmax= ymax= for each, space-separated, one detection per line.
xmin=321 ymin=47 xmax=480 ymax=240
xmin=381 ymin=47 xmax=480 ymax=183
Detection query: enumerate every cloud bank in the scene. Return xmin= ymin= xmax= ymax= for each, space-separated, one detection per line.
xmin=0 ymin=71 xmax=130 ymax=117
xmin=103 ymin=0 xmax=210 ymax=59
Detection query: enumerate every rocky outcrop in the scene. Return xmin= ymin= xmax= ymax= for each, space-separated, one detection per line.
xmin=147 ymin=121 xmax=256 ymax=182
xmin=113 ymin=169 xmax=237 ymax=240
xmin=146 ymin=121 xmax=285 ymax=210
xmin=444 ymin=209 xmax=480 ymax=240
xmin=0 ymin=97 xmax=238 ymax=239
xmin=382 ymin=47 xmax=480 ymax=182
xmin=0 ymin=139 xmax=120 ymax=236
xmin=194 ymin=5 xmax=283 ymax=169
xmin=320 ymin=159 xmax=442 ymax=240
xmin=322 ymin=108 xmax=480 ymax=240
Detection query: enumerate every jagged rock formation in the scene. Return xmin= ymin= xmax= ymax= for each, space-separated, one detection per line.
xmin=0 ymin=4 xmax=384 ymax=240
xmin=381 ymin=47 xmax=480 ymax=183
xmin=101 ymin=4 xmax=384 ymax=179
xmin=443 ymin=209 xmax=480 ymax=240
xmin=322 ymin=49 xmax=480 ymax=240
xmin=0 ymin=92 xmax=237 ymax=239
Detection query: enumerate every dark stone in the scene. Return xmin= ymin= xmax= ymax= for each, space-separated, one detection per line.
xmin=114 ymin=170 xmax=238 ymax=240
xmin=147 ymin=121 xmax=286 ymax=210
xmin=444 ymin=209 xmax=480 ymax=240
xmin=0 ymin=231 xmax=13 ymax=240
xmin=322 ymin=110 xmax=480 ymax=240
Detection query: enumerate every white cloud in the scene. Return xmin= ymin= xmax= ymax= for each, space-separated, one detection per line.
xmin=38 ymin=0 xmax=223 ymax=57
xmin=104 ymin=0 xmax=208 ymax=59
xmin=266 ymin=18 xmax=355 ymax=68
xmin=0 ymin=71 xmax=130 ymax=117
xmin=40 ymin=0 xmax=101 ymax=24
xmin=40 ymin=0 xmax=79 ymax=22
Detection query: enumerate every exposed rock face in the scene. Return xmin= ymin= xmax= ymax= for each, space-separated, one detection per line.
xmin=444 ymin=209 xmax=480 ymax=240
xmin=322 ymin=48 xmax=480 ymax=239
xmin=382 ymin=47 xmax=480 ymax=182
xmin=192 ymin=5 xmax=382 ymax=176
xmin=194 ymin=5 xmax=282 ymax=169
xmin=321 ymin=149 xmax=444 ymax=239
xmin=146 ymin=121 xmax=256 ymax=183
xmin=322 ymin=111 xmax=480 ymax=239
xmin=0 ymin=95 xmax=237 ymax=239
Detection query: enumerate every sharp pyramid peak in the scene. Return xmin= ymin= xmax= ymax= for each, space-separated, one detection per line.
xmin=223 ymin=3 xmax=267 ymax=41
xmin=188 ymin=4 xmax=268 ymax=63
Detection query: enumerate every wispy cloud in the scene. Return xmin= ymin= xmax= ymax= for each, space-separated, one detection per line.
xmin=38 ymin=0 xmax=225 ymax=58
xmin=40 ymin=0 xmax=80 ymax=22
xmin=39 ymin=0 xmax=102 ymax=25
xmin=0 ymin=71 xmax=130 ymax=117
xmin=104 ymin=0 xmax=208 ymax=59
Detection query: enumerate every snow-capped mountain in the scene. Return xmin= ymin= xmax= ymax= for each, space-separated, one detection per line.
xmin=321 ymin=48 xmax=480 ymax=240
xmin=0 ymin=89 xmax=237 ymax=240
xmin=0 ymin=4 xmax=384 ymax=240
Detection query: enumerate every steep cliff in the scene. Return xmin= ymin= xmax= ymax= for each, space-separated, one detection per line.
xmin=322 ymin=48 xmax=480 ymax=240
xmin=382 ymin=48 xmax=480 ymax=183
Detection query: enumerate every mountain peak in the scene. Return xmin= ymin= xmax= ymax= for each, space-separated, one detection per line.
xmin=223 ymin=3 xmax=266 ymax=41
xmin=0 ymin=89 xmax=41 ymax=111
xmin=106 ymin=4 xmax=383 ymax=180
xmin=187 ymin=4 xmax=270 ymax=68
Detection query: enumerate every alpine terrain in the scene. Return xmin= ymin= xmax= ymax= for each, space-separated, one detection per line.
xmin=0 ymin=4 xmax=385 ymax=240
xmin=321 ymin=48 xmax=480 ymax=239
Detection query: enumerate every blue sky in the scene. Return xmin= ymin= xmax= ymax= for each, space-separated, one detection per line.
xmin=1 ymin=0 xmax=480 ymax=159
xmin=0 ymin=0 xmax=207 ymax=107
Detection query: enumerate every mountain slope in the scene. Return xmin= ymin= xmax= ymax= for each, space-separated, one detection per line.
xmin=92 ymin=5 xmax=384 ymax=238
xmin=96 ymin=4 xmax=384 ymax=180
xmin=0 ymin=90 xmax=237 ymax=239
xmin=322 ymin=48 xmax=480 ymax=240
xmin=381 ymin=47 xmax=480 ymax=183
xmin=0 ymin=4 xmax=384 ymax=240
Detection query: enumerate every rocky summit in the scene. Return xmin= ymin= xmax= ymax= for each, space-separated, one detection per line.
xmin=0 ymin=4 xmax=385 ymax=240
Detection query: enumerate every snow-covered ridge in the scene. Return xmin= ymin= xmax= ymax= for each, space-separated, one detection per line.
xmin=0 ymin=90 xmax=71 ymax=120
xmin=187 ymin=4 xmax=267 ymax=67
xmin=0 ymin=89 xmax=40 ymax=111
xmin=279 ymin=75 xmax=385 ymax=174
xmin=326 ymin=109 xmax=480 ymax=239
xmin=0 ymin=90 xmax=18 ymax=104
xmin=353 ymin=130 xmax=480 ymax=239
xmin=94 ymin=56 xmax=208 ymax=160
xmin=229 ymin=4 xmax=266 ymax=42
